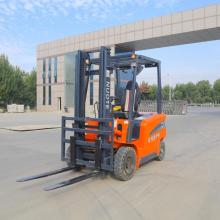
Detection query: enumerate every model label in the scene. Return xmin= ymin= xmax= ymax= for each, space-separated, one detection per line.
xmin=148 ymin=132 xmax=160 ymax=143
xmin=105 ymin=78 xmax=110 ymax=109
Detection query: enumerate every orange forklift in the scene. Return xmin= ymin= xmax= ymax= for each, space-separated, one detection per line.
xmin=17 ymin=47 xmax=166 ymax=190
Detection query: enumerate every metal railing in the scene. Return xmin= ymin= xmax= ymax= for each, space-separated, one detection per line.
xmin=139 ymin=100 xmax=188 ymax=115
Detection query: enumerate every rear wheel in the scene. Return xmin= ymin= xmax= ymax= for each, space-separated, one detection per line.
xmin=114 ymin=146 xmax=136 ymax=181
xmin=156 ymin=141 xmax=165 ymax=161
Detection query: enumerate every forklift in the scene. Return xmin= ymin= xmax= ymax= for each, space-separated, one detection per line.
xmin=17 ymin=47 xmax=166 ymax=190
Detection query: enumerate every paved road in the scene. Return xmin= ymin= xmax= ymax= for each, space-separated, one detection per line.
xmin=0 ymin=108 xmax=220 ymax=220
xmin=0 ymin=112 xmax=62 ymax=127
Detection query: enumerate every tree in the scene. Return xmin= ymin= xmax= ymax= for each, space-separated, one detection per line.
xmin=173 ymin=84 xmax=187 ymax=100
xmin=148 ymin=85 xmax=157 ymax=100
xmin=11 ymin=67 xmax=26 ymax=104
xmin=196 ymin=80 xmax=212 ymax=103
xmin=185 ymin=82 xmax=199 ymax=103
xmin=0 ymin=54 xmax=36 ymax=108
xmin=0 ymin=55 xmax=22 ymax=106
xmin=139 ymin=81 xmax=150 ymax=100
xmin=162 ymin=85 xmax=171 ymax=101
xmin=23 ymin=69 xmax=37 ymax=107
xmin=213 ymin=79 xmax=220 ymax=103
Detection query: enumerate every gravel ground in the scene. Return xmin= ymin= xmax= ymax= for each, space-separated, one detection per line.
xmin=0 ymin=107 xmax=220 ymax=220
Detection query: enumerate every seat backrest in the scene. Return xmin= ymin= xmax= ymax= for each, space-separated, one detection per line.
xmin=122 ymin=81 xmax=140 ymax=112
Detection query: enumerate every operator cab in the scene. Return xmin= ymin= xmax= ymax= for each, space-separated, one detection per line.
xmin=112 ymin=65 xmax=142 ymax=119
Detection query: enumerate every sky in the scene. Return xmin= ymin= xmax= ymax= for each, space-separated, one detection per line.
xmin=0 ymin=0 xmax=220 ymax=86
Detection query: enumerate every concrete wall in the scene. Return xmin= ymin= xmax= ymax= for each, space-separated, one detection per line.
xmin=37 ymin=3 xmax=220 ymax=59
xmin=36 ymin=3 xmax=220 ymax=112
xmin=119 ymin=4 xmax=220 ymax=50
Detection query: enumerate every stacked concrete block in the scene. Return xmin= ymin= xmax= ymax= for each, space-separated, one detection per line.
xmin=7 ymin=104 xmax=24 ymax=113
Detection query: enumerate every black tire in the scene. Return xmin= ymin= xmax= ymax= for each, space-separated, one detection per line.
xmin=156 ymin=141 xmax=166 ymax=161
xmin=114 ymin=146 xmax=136 ymax=181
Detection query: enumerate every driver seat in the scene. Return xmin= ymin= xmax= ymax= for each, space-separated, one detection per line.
xmin=113 ymin=81 xmax=141 ymax=119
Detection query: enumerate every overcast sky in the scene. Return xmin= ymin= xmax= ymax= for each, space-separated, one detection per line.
xmin=0 ymin=0 xmax=219 ymax=85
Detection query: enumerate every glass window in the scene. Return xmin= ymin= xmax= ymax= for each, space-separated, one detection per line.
xmin=43 ymin=86 xmax=46 ymax=105
xmin=64 ymin=53 xmax=76 ymax=108
xmin=90 ymin=75 xmax=94 ymax=105
xmin=54 ymin=57 xmax=57 ymax=83
xmin=48 ymin=58 xmax=51 ymax=84
xmin=118 ymin=68 xmax=133 ymax=89
xmin=48 ymin=86 xmax=51 ymax=105
xmin=116 ymin=68 xmax=133 ymax=98
xmin=42 ymin=59 xmax=46 ymax=84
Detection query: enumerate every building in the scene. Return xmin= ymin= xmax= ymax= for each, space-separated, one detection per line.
xmin=36 ymin=3 xmax=220 ymax=114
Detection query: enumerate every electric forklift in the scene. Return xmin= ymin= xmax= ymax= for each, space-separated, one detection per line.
xmin=17 ymin=47 xmax=166 ymax=190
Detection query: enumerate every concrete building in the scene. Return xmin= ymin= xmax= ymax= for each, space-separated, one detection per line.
xmin=37 ymin=3 xmax=220 ymax=114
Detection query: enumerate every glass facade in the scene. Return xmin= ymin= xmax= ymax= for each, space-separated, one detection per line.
xmin=48 ymin=58 xmax=51 ymax=83
xmin=64 ymin=52 xmax=77 ymax=108
xmin=42 ymin=59 xmax=46 ymax=84
xmin=42 ymin=59 xmax=46 ymax=105
xmin=40 ymin=54 xmax=77 ymax=108
xmin=90 ymin=75 xmax=94 ymax=105
xmin=54 ymin=57 xmax=57 ymax=83
xmin=48 ymin=86 xmax=51 ymax=105
xmin=48 ymin=58 xmax=52 ymax=105
xmin=43 ymin=86 xmax=46 ymax=105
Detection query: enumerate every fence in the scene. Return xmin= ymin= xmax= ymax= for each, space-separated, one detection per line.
xmin=139 ymin=101 xmax=188 ymax=115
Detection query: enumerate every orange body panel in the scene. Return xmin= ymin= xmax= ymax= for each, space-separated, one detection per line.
xmin=85 ymin=121 xmax=98 ymax=141
xmin=85 ymin=112 xmax=166 ymax=169
xmin=113 ymin=113 xmax=166 ymax=168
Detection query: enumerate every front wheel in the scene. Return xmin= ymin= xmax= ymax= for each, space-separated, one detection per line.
xmin=156 ymin=141 xmax=166 ymax=161
xmin=114 ymin=146 xmax=136 ymax=181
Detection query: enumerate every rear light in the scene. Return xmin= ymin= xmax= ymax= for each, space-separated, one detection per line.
xmin=131 ymin=53 xmax=136 ymax=59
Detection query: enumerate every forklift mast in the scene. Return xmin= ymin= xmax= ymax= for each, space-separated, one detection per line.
xmin=74 ymin=47 xmax=112 ymax=120
xmin=61 ymin=47 xmax=115 ymax=172
xmin=60 ymin=46 xmax=162 ymax=167
xmin=17 ymin=46 xmax=164 ymax=191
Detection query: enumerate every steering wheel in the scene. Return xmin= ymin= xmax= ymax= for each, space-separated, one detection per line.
xmin=110 ymin=96 xmax=120 ymax=102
